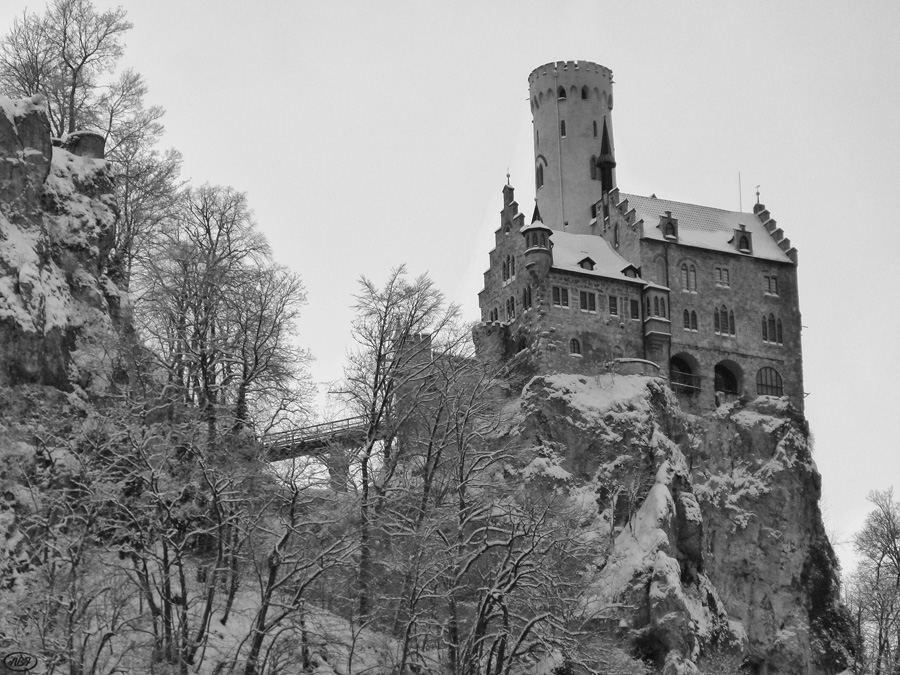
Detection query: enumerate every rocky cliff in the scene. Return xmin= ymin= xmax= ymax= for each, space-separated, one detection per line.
xmin=0 ymin=95 xmax=121 ymax=392
xmin=509 ymin=373 xmax=852 ymax=674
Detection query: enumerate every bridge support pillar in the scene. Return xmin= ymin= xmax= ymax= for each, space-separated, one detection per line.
xmin=323 ymin=445 xmax=350 ymax=492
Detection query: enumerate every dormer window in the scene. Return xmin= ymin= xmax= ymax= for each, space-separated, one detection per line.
xmin=578 ymin=257 xmax=595 ymax=271
xmin=659 ymin=211 xmax=678 ymax=241
xmin=732 ymin=225 xmax=753 ymax=254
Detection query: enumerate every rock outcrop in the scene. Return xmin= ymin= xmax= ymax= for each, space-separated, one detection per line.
xmin=0 ymin=95 xmax=122 ymax=392
xmin=511 ymin=373 xmax=852 ymax=674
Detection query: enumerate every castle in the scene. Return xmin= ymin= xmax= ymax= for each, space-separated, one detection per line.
xmin=477 ymin=61 xmax=804 ymax=411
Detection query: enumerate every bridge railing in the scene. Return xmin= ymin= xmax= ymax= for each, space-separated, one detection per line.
xmin=264 ymin=414 xmax=369 ymax=451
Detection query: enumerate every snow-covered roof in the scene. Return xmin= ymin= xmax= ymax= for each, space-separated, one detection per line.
xmin=550 ymin=230 xmax=642 ymax=284
xmin=619 ymin=193 xmax=793 ymax=263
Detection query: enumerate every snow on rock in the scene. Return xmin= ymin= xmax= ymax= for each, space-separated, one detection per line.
xmin=518 ymin=373 xmax=851 ymax=673
xmin=0 ymin=95 xmax=122 ymax=392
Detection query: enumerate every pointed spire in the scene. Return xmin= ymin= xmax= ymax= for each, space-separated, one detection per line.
xmin=531 ymin=201 xmax=543 ymax=223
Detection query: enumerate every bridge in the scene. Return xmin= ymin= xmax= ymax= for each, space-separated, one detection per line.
xmin=264 ymin=415 xmax=370 ymax=461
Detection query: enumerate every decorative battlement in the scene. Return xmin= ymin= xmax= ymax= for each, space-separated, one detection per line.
xmin=528 ymin=60 xmax=612 ymax=86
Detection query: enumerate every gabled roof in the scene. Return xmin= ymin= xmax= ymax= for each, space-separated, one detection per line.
xmin=550 ymin=231 xmax=642 ymax=284
xmin=619 ymin=193 xmax=793 ymax=263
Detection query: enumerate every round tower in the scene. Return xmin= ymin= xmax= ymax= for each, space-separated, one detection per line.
xmin=529 ymin=61 xmax=615 ymax=235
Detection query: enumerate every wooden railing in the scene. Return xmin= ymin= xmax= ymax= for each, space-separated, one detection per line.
xmin=264 ymin=415 xmax=368 ymax=457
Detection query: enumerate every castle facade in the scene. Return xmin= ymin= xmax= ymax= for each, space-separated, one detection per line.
xmin=477 ymin=61 xmax=803 ymax=411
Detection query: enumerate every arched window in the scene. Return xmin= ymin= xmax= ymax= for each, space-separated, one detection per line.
xmin=517 ymin=337 xmax=527 ymax=353
xmin=560 ymin=120 xmax=566 ymax=137
xmin=665 ymin=222 xmax=676 ymax=238
xmin=683 ymin=309 xmax=690 ymax=330
xmin=767 ymin=314 xmax=776 ymax=343
xmin=729 ymin=310 xmax=735 ymax=336
xmin=501 ymin=259 xmax=508 ymax=281
xmin=762 ymin=316 xmax=768 ymax=342
xmin=540 ymin=233 xmax=547 ymax=247
xmin=523 ymin=285 xmax=532 ymax=309
xmin=681 ymin=263 xmax=697 ymax=291
xmin=593 ymin=120 xmax=598 ymax=137
xmin=569 ymin=338 xmax=581 ymax=355
xmin=714 ymin=310 xmax=720 ymax=333
xmin=582 ymin=85 xmax=589 ymax=100
xmin=536 ymin=129 xmax=539 ymax=146
xmin=558 ymin=86 xmax=567 ymax=99
xmin=690 ymin=311 xmax=698 ymax=331
xmin=646 ymin=297 xmax=651 ymax=315
xmin=660 ymin=298 xmax=667 ymax=318
xmin=777 ymin=319 xmax=783 ymax=344
xmin=654 ymin=297 xmax=660 ymax=316
xmin=535 ymin=164 xmax=544 ymax=190
xmin=739 ymin=235 xmax=750 ymax=252
xmin=509 ymin=255 xmax=516 ymax=278
xmin=590 ymin=156 xmax=597 ymax=180
xmin=756 ymin=367 xmax=784 ymax=396
xmin=614 ymin=223 xmax=619 ymax=247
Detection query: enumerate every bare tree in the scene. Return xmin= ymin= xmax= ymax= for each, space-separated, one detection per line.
xmin=849 ymin=489 xmax=900 ymax=675
xmin=338 ymin=266 xmax=461 ymax=621
xmin=0 ymin=0 xmax=131 ymax=136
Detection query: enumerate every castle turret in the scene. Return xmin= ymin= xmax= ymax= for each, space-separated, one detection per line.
xmin=521 ymin=202 xmax=553 ymax=280
xmin=529 ymin=60 xmax=615 ymax=235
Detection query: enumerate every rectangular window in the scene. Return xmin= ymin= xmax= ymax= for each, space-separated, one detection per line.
xmin=715 ymin=267 xmax=730 ymax=287
xmin=590 ymin=203 xmax=598 ymax=219
xmin=765 ymin=275 xmax=779 ymax=295
xmin=630 ymin=299 xmax=640 ymax=320
xmin=560 ymin=120 xmax=566 ymax=137
xmin=552 ymin=286 xmax=569 ymax=308
xmin=608 ymin=295 xmax=618 ymax=316
xmin=579 ymin=291 xmax=596 ymax=313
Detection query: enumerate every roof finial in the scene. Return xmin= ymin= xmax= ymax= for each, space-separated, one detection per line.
xmin=506 ymin=168 xmax=510 ymax=186
xmin=756 ymin=185 xmax=760 ymax=205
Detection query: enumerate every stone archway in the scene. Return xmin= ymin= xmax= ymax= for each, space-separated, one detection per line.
xmin=714 ymin=359 xmax=743 ymax=396
xmin=669 ymin=352 xmax=701 ymax=396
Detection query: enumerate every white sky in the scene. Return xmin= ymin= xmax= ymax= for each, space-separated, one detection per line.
xmin=3 ymin=0 xmax=898 ymax=573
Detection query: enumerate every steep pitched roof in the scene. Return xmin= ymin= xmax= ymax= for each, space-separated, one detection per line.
xmin=618 ymin=193 xmax=793 ymax=263
xmin=549 ymin=231 xmax=642 ymax=284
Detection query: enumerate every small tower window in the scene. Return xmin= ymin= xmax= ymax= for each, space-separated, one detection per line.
xmin=590 ymin=156 xmax=598 ymax=180
xmin=613 ymin=223 xmax=619 ymax=247
xmin=536 ymin=164 xmax=544 ymax=190
xmin=560 ymin=120 xmax=566 ymax=137
xmin=582 ymin=85 xmax=589 ymax=100
xmin=569 ymin=338 xmax=581 ymax=355
xmin=593 ymin=120 xmax=598 ymax=137
xmin=683 ymin=309 xmax=690 ymax=330
xmin=523 ymin=285 xmax=532 ymax=310
xmin=691 ymin=311 xmax=698 ymax=331
xmin=558 ymin=86 xmax=566 ymax=100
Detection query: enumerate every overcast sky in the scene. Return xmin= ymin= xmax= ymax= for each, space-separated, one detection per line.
xmin=3 ymin=0 xmax=898 ymax=572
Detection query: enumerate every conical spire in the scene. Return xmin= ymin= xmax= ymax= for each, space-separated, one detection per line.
xmin=531 ymin=201 xmax=543 ymax=224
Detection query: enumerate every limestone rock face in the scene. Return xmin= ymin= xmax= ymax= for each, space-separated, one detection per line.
xmin=0 ymin=95 xmax=121 ymax=391
xmin=514 ymin=373 xmax=852 ymax=674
